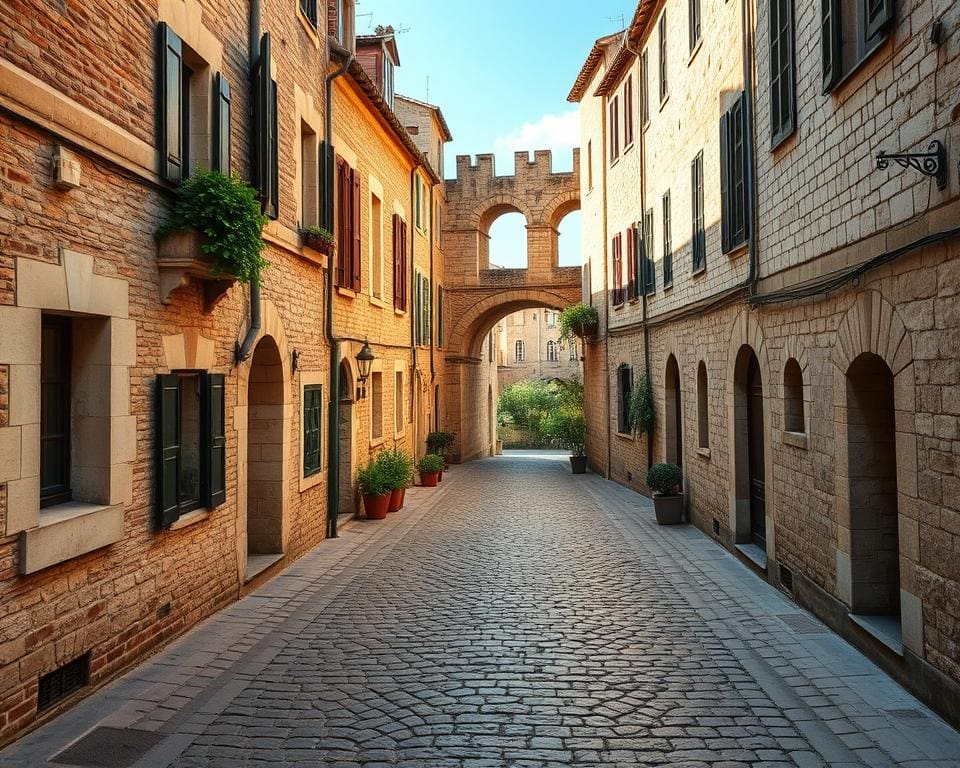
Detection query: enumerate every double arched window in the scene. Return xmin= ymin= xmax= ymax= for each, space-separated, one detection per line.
xmin=547 ymin=340 xmax=558 ymax=362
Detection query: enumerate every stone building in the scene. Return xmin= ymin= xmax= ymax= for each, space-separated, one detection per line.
xmin=572 ymin=0 xmax=960 ymax=723
xmin=496 ymin=308 xmax=582 ymax=390
xmin=0 ymin=0 xmax=446 ymax=744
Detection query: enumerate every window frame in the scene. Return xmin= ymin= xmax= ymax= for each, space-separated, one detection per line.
xmin=640 ymin=49 xmax=650 ymax=128
xmin=697 ymin=361 xmax=710 ymax=450
xmin=821 ymin=0 xmax=894 ymax=93
xmin=623 ymin=75 xmax=634 ymax=149
xmin=40 ymin=315 xmax=72 ymax=508
xmin=617 ymin=364 xmax=633 ymax=435
xmin=720 ymin=93 xmax=749 ymax=254
xmin=608 ymin=95 xmax=620 ymax=164
xmin=769 ymin=0 xmax=797 ymax=148
xmin=299 ymin=0 xmax=319 ymax=28
xmin=642 ymin=210 xmax=655 ymax=295
xmin=658 ymin=12 xmax=669 ymax=104
xmin=515 ymin=339 xmax=525 ymax=362
xmin=547 ymin=340 xmax=558 ymax=362
xmin=691 ymin=150 xmax=706 ymax=272
xmin=303 ymin=384 xmax=323 ymax=478
xmin=689 ymin=0 xmax=702 ymax=54
xmin=611 ymin=232 xmax=624 ymax=306
xmin=662 ymin=190 xmax=673 ymax=288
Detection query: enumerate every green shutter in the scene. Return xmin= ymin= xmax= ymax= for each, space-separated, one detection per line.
xmin=303 ymin=385 xmax=322 ymax=476
xmin=252 ymin=32 xmax=273 ymax=209
xmin=156 ymin=374 xmax=181 ymax=527
xmin=213 ymin=73 xmax=231 ymax=174
xmin=158 ymin=23 xmax=183 ymax=183
xmin=203 ymin=373 xmax=226 ymax=508
xmin=269 ymin=79 xmax=279 ymax=219
xmin=719 ymin=112 xmax=731 ymax=254
xmin=821 ymin=0 xmax=841 ymax=93
xmin=437 ymin=285 xmax=444 ymax=348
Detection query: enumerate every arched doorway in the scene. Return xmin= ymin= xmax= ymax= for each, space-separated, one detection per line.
xmin=846 ymin=353 xmax=900 ymax=620
xmin=338 ymin=361 xmax=355 ymax=519
xmin=247 ymin=336 xmax=284 ymax=561
xmin=665 ymin=355 xmax=682 ymax=467
xmin=733 ymin=345 xmax=766 ymax=549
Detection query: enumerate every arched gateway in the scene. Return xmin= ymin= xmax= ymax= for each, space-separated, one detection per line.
xmin=442 ymin=149 xmax=582 ymax=461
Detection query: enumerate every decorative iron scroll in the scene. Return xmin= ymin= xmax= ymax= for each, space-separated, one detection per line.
xmin=876 ymin=139 xmax=947 ymax=190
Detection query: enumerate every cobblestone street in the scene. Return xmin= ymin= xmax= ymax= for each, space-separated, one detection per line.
xmin=3 ymin=454 xmax=959 ymax=768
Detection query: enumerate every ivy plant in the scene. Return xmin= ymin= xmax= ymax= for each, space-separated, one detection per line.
xmin=629 ymin=373 xmax=655 ymax=435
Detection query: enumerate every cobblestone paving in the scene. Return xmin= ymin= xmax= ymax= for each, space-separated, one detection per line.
xmin=4 ymin=454 xmax=960 ymax=767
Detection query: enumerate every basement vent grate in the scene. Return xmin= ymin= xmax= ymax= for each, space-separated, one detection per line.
xmin=52 ymin=727 xmax=165 ymax=768
xmin=38 ymin=652 xmax=90 ymax=711
xmin=780 ymin=564 xmax=794 ymax=592
xmin=712 ymin=518 xmax=720 ymax=535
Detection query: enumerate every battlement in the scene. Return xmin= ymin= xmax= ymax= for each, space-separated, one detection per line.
xmin=453 ymin=147 xmax=580 ymax=184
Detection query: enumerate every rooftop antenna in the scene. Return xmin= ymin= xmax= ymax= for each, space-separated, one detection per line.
xmin=426 ymin=75 xmax=430 ymax=101
xmin=607 ymin=13 xmax=625 ymax=29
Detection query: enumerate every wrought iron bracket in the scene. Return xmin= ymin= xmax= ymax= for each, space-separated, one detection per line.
xmin=877 ymin=140 xmax=948 ymax=190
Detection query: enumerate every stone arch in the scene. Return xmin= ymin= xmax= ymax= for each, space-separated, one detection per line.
xmin=780 ymin=336 xmax=812 ymax=437
xmin=830 ymin=291 xmax=921 ymax=654
xmin=545 ymin=189 xmax=581 ymax=230
xmin=475 ymin=197 xmax=534 ymax=233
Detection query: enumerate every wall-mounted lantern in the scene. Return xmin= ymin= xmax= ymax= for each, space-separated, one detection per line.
xmin=876 ymin=139 xmax=947 ymax=191
xmin=355 ymin=339 xmax=375 ymax=400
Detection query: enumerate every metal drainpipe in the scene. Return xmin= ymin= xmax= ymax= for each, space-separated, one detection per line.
xmin=428 ymin=183 xmax=436 ymax=384
xmin=236 ymin=0 xmax=262 ymax=364
xmin=323 ymin=46 xmax=353 ymax=539
xmin=409 ymin=165 xmax=419 ymax=451
xmin=742 ymin=0 xmax=759 ymax=294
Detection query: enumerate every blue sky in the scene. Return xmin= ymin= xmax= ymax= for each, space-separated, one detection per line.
xmin=361 ymin=0 xmax=635 ymax=267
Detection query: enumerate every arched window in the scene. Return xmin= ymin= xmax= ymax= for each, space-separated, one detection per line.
xmin=697 ymin=361 xmax=709 ymax=449
xmin=784 ymin=358 xmax=805 ymax=433
xmin=515 ymin=340 xmax=525 ymax=362
xmin=569 ymin=342 xmax=579 ymax=361
xmin=547 ymin=340 xmax=558 ymax=362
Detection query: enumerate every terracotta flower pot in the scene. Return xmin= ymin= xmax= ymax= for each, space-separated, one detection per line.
xmin=388 ymin=487 xmax=406 ymax=512
xmin=420 ymin=470 xmax=439 ymax=487
xmin=653 ymin=493 xmax=684 ymax=525
xmin=302 ymin=232 xmax=335 ymax=256
xmin=363 ymin=492 xmax=391 ymax=520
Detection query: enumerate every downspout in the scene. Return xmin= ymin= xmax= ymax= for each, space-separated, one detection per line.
xmin=409 ymin=165 xmax=419 ymax=451
xmin=428 ymin=183 xmax=436 ymax=384
xmin=742 ymin=0 xmax=759 ymax=294
xmin=323 ymin=43 xmax=353 ymax=539
xmin=599 ymin=83 xmax=612 ymax=479
xmin=236 ymin=0 xmax=262 ymax=363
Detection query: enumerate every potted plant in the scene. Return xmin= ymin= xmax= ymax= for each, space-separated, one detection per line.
xmin=426 ymin=430 xmax=456 ymax=468
xmin=417 ymin=454 xmax=444 ymax=487
xmin=629 ymin=373 xmax=655 ymax=436
xmin=155 ymin=170 xmax=269 ymax=302
xmin=301 ymin=225 xmax=335 ymax=257
xmin=378 ymin=447 xmax=413 ymax=512
xmin=544 ymin=405 xmax=587 ymax=474
xmin=357 ymin=459 xmax=392 ymax=520
xmin=646 ymin=463 xmax=684 ymax=525
xmin=558 ymin=303 xmax=599 ymax=344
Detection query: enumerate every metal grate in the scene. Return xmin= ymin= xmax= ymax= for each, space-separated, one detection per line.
xmin=38 ymin=652 xmax=89 ymax=711
xmin=780 ymin=564 xmax=794 ymax=592
xmin=52 ymin=727 xmax=165 ymax=768
xmin=712 ymin=517 xmax=720 ymax=535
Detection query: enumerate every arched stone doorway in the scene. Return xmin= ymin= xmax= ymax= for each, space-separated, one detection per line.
xmin=664 ymin=354 xmax=683 ymax=467
xmin=732 ymin=345 xmax=766 ymax=550
xmin=246 ymin=336 xmax=284 ymax=563
xmin=338 ymin=360 xmax=355 ymax=519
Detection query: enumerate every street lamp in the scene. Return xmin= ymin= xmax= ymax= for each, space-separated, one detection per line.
xmin=355 ymin=339 xmax=375 ymax=400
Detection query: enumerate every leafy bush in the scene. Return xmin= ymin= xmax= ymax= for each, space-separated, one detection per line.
xmin=302 ymin=225 xmax=334 ymax=243
xmin=417 ymin=454 xmax=444 ymax=473
xmin=377 ymin=447 xmax=413 ymax=490
xmin=543 ymin=405 xmax=586 ymax=456
xmin=558 ymin=303 xmax=599 ymax=344
xmin=357 ymin=459 xmax=392 ymax=496
xmin=497 ymin=380 xmax=557 ymax=432
xmin=646 ymin=463 xmax=683 ymax=495
xmin=426 ymin=431 xmax=456 ymax=456
xmin=156 ymin=170 xmax=268 ymax=283
xmin=629 ymin=373 xmax=655 ymax=435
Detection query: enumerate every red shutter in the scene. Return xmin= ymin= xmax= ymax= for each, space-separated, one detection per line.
xmin=626 ymin=226 xmax=636 ymax=300
xmin=392 ymin=214 xmax=399 ymax=309
xmin=612 ymin=235 xmax=623 ymax=305
xmin=400 ymin=219 xmax=408 ymax=311
xmin=335 ymin=156 xmax=347 ymax=288
xmin=351 ymin=167 xmax=361 ymax=292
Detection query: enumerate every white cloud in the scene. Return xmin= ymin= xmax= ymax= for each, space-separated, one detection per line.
xmin=492 ymin=110 xmax=579 ymax=170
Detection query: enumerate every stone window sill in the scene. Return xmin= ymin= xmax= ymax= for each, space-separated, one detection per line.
xmin=168 ymin=508 xmax=210 ymax=531
xmin=614 ymin=431 xmax=635 ymax=441
xmin=696 ymin=446 xmax=711 ymax=459
xmin=782 ymin=431 xmax=808 ymax=449
xmin=735 ymin=542 xmax=767 ymax=571
xmin=20 ymin=501 xmax=123 ymax=575
xmin=337 ymin=287 xmax=357 ymax=299
xmin=370 ymin=295 xmax=388 ymax=309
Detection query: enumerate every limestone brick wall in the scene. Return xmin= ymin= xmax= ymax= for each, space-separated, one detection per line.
xmin=497 ymin=309 xmax=582 ymax=390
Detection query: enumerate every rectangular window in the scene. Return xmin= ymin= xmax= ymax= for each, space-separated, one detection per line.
xmin=335 ymin=0 xmax=356 ymax=51
xmin=335 ymin=155 xmax=361 ymax=290
xmin=640 ymin=50 xmax=650 ymax=126
xmin=689 ymin=0 xmax=701 ymax=52
xmin=392 ymin=214 xmax=408 ymax=311
xmin=303 ymin=384 xmax=322 ymax=477
xmin=658 ymin=12 xmax=668 ymax=103
xmin=40 ymin=316 xmax=71 ymax=507
xmin=608 ymin=96 xmax=620 ymax=163
xmin=437 ymin=285 xmax=444 ymax=348
xmin=611 ymin=233 xmax=624 ymax=306
xmin=770 ymin=0 xmax=797 ymax=147
xmin=299 ymin=0 xmax=318 ymax=28
xmin=821 ymin=0 xmax=894 ymax=92
xmin=642 ymin=209 xmax=655 ymax=294
xmin=415 ymin=175 xmax=423 ymax=229
xmin=662 ymin=191 xmax=673 ymax=287
xmin=587 ymin=140 xmax=593 ymax=190
xmin=300 ymin=121 xmax=318 ymax=229
xmin=251 ymin=33 xmax=278 ymax=218
xmin=626 ymin=226 xmax=637 ymax=301
xmin=515 ymin=340 xmax=525 ymax=362
xmin=617 ymin=365 xmax=632 ymax=434
xmin=720 ymin=93 xmax=749 ymax=253
xmin=414 ymin=272 xmax=431 ymax=345
xmin=383 ymin=58 xmax=395 ymax=108
xmin=371 ymin=372 xmax=383 ymax=440
xmin=623 ymin=75 xmax=634 ymax=147
xmin=371 ymin=192 xmax=383 ymax=299
xmin=395 ymin=371 xmax=404 ymax=434
xmin=691 ymin=151 xmax=706 ymax=271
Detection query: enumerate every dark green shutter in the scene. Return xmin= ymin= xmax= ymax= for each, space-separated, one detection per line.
xmin=737 ymin=92 xmax=750 ymax=245
xmin=213 ymin=73 xmax=231 ymax=174
xmin=204 ymin=373 xmax=226 ymax=508
xmin=821 ymin=0 xmax=841 ymax=93
xmin=319 ymin=140 xmax=335 ymax=231
xmin=157 ymin=374 xmax=181 ymax=527
xmin=719 ymin=112 xmax=731 ymax=254
xmin=252 ymin=32 xmax=273 ymax=209
xmin=269 ymin=79 xmax=279 ymax=219
xmin=437 ymin=285 xmax=444 ymax=348
xmin=158 ymin=23 xmax=183 ymax=183
xmin=303 ymin=385 xmax=322 ymax=477
xmin=864 ymin=0 xmax=894 ymax=43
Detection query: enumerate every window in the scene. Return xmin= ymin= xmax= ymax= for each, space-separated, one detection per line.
xmin=370 ymin=371 xmax=383 ymax=440
xmin=784 ymin=358 xmax=805 ymax=432
xmin=617 ymin=364 xmax=632 ymax=434
xmin=570 ymin=342 xmax=579 ymax=361
xmin=611 ymin=233 xmax=624 ymax=306
xmin=689 ymin=0 xmax=701 ymax=52
xmin=547 ymin=341 xmax=558 ymax=362
xmin=623 ymin=75 xmax=634 ymax=147
xmin=303 ymin=384 xmax=322 ymax=477
xmin=608 ymin=96 xmax=620 ymax=163
xmin=415 ymin=174 xmax=423 ymax=229
xmin=395 ymin=371 xmax=404 ymax=434
xmin=720 ymin=93 xmax=749 ymax=253
xmin=546 ymin=311 xmax=556 ymax=328
xmin=370 ymin=192 xmax=383 ymax=299
xmin=414 ymin=272 xmax=431 ymax=345
xmin=335 ymin=0 xmax=356 ymax=51
xmin=642 ymin=209 xmax=655 ymax=294
xmin=383 ymin=58 xmax=395 ymax=108
xmin=770 ymin=0 xmax=797 ymax=146
xmin=658 ymin=12 xmax=668 ymax=103
xmin=300 ymin=121 xmax=318 ymax=229
xmin=299 ymin=0 xmax=318 ymax=28
xmin=515 ymin=340 xmax=525 ymax=362
xmin=392 ymin=214 xmax=408 ymax=311
xmin=640 ymin=50 xmax=650 ymax=126
xmin=156 ymin=372 xmax=226 ymax=527
xmin=587 ymin=140 xmax=593 ymax=190
xmin=335 ymin=155 xmax=361 ymax=290
xmin=251 ymin=33 xmax=278 ymax=218
xmin=40 ymin=316 xmax=71 ymax=508
xmin=821 ymin=0 xmax=894 ymax=93
xmin=626 ymin=226 xmax=637 ymax=301
xmin=662 ymin=191 xmax=673 ymax=287
xmin=697 ymin=361 xmax=709 ymax=449
xmin=437 ymin=285 xmax=444 ymax=348
xmin=691 ymin=150 xmax=706 ymax=271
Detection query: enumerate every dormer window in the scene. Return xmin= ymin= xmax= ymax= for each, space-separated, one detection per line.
xmin=336 ymin=0 xmax=356 ymax=52
xmin=383 ymin=57 xmax=395 ymax=108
